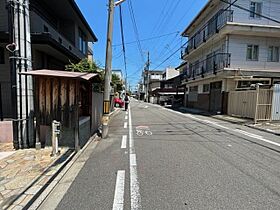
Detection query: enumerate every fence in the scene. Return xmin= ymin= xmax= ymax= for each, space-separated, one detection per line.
xmin=228 ymin=88 xmax=273 ymax=122
xmin=272 ymin=84 xmax=280 ymax=121
xmin=0 ymin=82 xmax=12 ymax=121
xmin=91 ymin=92 xmax=103 ymax=133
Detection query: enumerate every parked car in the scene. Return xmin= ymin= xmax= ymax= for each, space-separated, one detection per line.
xmin=114 ymin=98 xmax=124 ymax=108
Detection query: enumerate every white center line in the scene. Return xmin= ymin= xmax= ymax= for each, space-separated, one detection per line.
xmin=125 ymin=116 xmax=128 ymax=120
xmin=128 ymin=105 xmax=142 ymax=210
xmin=112 ymin=170 xmax=125 ymax=210
xmin=124 ymin=122 xmax=127 ymax=129
xmin=121 ymin=135 xmax=127 ymax=149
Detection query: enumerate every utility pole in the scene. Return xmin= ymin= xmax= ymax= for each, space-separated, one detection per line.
xmin=102 ymin=0 xmax=125 ymax=138
xmin=146 ymin=51 xmax=150 ymax=102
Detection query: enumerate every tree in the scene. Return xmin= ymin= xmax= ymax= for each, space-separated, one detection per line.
xmin=65 ymin=58 xmax=100 ymax=73
xmin=65 ymin=59 xmax=124 ymax=93
xmin=111 ymin=73 xmax=123 ymax=93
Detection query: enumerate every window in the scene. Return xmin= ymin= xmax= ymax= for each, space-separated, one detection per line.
xmin=247 ymin=45 xmax=259 ymax=61
xmin=203 ymin=84 xmax=210 ymax=93
xmin=78 ymin=29 xmax=87 ymax=54
xmin=0 ymin=47 xmax=4 ymax=64
xmin=189 ymin=86 xmax=198 ymax=92
xmin=237 ymin=80 xmax=270 ymax=89
xmin=268 ymin=46 xmax=279 ymax=62
xmin=250 ymin=2 xmax=262 ymax=18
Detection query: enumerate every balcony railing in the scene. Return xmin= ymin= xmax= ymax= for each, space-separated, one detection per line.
xmin=185 ymin=53 xmax=231 ymax=79
xmin=182 ymin=9 xmax=233 ymax=57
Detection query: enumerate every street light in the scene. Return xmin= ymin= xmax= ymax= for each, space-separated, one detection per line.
xmin=102 ymin=0 xmax=126 ymax=138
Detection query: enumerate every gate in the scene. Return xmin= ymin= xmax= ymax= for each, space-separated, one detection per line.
xmin=228 ymin=88 xmax=273 ymax=122
xmin=209 ymin=81 xmax=222 ymax=113
xmin=272 ymin=84 xmax=280 ymax=121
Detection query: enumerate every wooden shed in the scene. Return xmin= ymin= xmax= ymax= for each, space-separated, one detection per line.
xmin=22 ymin=69 xmax=103 ymax=149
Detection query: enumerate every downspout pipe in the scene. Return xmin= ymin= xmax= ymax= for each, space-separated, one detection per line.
xmin=7 ymin=0 xmax=19 ymax=149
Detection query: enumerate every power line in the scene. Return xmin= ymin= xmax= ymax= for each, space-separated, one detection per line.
xmin=149 ymin=0 xmax=182 ymax=56
xmin=221 ymin=0 xmax=280 ymax=24
xmin=153 ymin=42 xmax=187 ymax=70
xmin=127 ymin=0 xmax=145 ymax=63
xmin=113 ymin=31 xmax=179 ymax=46
xmin=119 ymin=5 xmax=127 ymax=85
xmin=150 ymin=0 xmax=170 ymax=36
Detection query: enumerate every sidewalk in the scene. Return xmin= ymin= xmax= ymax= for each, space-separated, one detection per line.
xmin=0 ymin=143 xmax=72 ymax=209
xmin=176 ymin=106 xmax=280 ymax=136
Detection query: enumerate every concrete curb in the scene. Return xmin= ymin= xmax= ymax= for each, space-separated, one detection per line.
xmin=26 ymin=133 xmax=100 ymax=210
xmin=245 ymin=124 xmax=280 ymax=136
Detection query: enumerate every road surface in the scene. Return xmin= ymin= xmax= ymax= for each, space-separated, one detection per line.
xmin=38 ymin=99 xmax=280 ymax=210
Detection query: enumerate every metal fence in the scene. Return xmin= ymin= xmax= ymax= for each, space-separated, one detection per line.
xmin=188 ymin=53 xmax=231 ymax=79
xmin=228 ymin=88 xmax=273 ymax=122
xmin=0 ymin=82 xmax=12 ymax=121
xmin=183 ymin=9 xmax=233 ymax=55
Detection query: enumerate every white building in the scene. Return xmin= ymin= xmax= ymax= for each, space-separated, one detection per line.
xmin=178 ymin=0 xmax=280 ymax=113
xmin=162 ymin=67 xmax=180 ymax=80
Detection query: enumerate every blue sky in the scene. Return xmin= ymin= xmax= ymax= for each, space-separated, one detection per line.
xmin=76 ymin=0 xmax=208 ymax=89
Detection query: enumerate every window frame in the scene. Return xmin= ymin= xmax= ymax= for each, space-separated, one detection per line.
xmin=267 ymin=46 xmax=279 ymax=62
xmin=203 ymin=84 xmax=210 ymax=93
xmin=249 ymin=1 xmax=262 ymax=19
xmin=78 ymin=28 xmax=87 ymax=55
xmin=246 ymin=44 xmax=259 ymax=61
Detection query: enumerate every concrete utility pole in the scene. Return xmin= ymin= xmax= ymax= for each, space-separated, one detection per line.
xmin=102 ymin=0 xmax=125 ymax=138
xmin=146 ymin=51 xmax=150 ymax=102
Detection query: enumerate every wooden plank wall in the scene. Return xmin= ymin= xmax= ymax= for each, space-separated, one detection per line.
xmin=35 ymin=77 xmax=79 ymax=128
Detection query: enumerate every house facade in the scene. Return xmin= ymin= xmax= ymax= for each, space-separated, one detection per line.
xmin=178 ymin=0 xmax=280 ymax=114
xmin=0 ymin=0 xmax=97 ymax=148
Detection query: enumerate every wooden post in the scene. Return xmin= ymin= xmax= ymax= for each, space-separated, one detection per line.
xmin=74 ymin=80 xmax=80 ymax=151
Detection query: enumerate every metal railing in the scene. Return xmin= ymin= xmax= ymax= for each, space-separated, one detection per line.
xmin=182 ymin=10 xmax=233 ymax=56
xmin=186 ymin=53 xmax=231 ymax=79
xmin=0 ymin=82 xmax=12 ymax=121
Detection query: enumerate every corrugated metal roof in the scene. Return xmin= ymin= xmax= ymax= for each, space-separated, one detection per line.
xmin=21 ymin=69 xmax=99 ymax=81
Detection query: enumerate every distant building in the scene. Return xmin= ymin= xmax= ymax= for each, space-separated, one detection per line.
xmin=162 ymin=67 xmax=180 ymax=80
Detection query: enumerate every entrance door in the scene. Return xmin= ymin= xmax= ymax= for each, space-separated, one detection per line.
xmin=209 ymin=81 xmax=223 ymax=113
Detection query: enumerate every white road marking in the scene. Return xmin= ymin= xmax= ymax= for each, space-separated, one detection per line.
xmin=147 ymin=102 xmax=280 ymax=149
xmin=234 ymin=129 xmax=280 ymax=147
xmin=121 ymin=135 xmax=127 ymax=149
xmin=203 ymin=120 xmax=229 ymax=130
xmin=124 ymin=122 xmax=127 ymax=129
xmin=128 ymin=105 xmax=142 ymax=210
xmin=112 ymin=170 xmax=125 ymax=210
xmin=125 ymin=116 xmax=128 ymax=120
xmin=130 ymin=154 xmax=137 ymax=166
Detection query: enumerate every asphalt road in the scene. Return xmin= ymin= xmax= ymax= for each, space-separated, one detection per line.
xmin=38 ymin=99 xmax=280 ymax=210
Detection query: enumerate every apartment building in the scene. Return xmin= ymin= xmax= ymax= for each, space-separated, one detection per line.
xmin=0 ymin=0 xmax=97 ymax=147
xmin=178 ymin=0 xmax=280 ymax=113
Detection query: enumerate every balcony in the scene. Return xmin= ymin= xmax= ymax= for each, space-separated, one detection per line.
xmin=182 ymin=9 xmax=233 ymax=57
xmin=186 ymin=53 xmax=231 ymax=79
